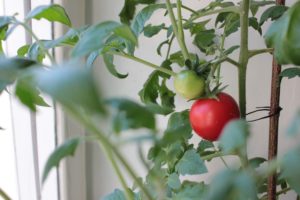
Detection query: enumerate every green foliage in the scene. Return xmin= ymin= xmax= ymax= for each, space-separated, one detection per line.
xmin=287 ymin=111 xmax=300 ymax=137
xmin=0 ymin=57 xmax=36 ymax=92
xmin=131 ymin=4 xmax=166 ymax=36
xmin=161 ymin=110 xmax=192 ymax=146
xmin=103 ymin=189 xmax=127 ymax=200
xmin=103 ymin=54 xmax=129 ymax=79
xmin=72 ymin=21 xmax=137 ymax=57
xmin=139 ymin=69 xmax=175 ymax=115
xmin=15 ymin=75 xmax=49 ymax=111
xmin=204 ymin=170 xmax=257 ymax=200
xmin=264 ymin=1 xmax=300 ymax=65
xmin=42 ymin=138 xmax=81 ymax=183
xmin=175 ymin=149 xmax=207 ymax=175
xmin=26 ymin=4 xmax=71 ymax=26
xmin=220 ymin=119 xmax=249 ymax=154
xmin=34 ymin=62 xmax=106 ymax=115
xmin=2 ymin=1 xmax=300 ymax=200
xmin=280 ymin=67 xmax=300 ymax=79
xmin=119 ymin=0 xmax=156 ymax=25
xmin=281 ymin=148 xmax=300 ymax=195
xmin=106 ymin=98 xmax=156 ymax=133
xmin=259 ymin=5 xmax=288 ymax=25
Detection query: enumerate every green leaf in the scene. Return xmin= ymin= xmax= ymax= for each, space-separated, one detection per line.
xmin=72 ymin=22 xmax=136 ymax=57
xmin=119 ymin=0 xmax=156 ymax=25
xmin=26 ymin=4 xmax=71 ymax=27
xmin=197 ymin=140 xmax=214 ymax=153
xmin=287 ymin=111 xmax=300 ymax=137
xmin=103 ymin=189 xmax=126 ymax=200
xmin=0 ymin=57 xmax=36 ymax=84
xmin=172 ymin=181 xmax=208 ymax=200
xmin=17 ymin=45 xmax=30 ymax=57
xmin=250 ymin=0 xmax=275 ymax=16
xmin=34 ymin=62 xmax=105 ymax=114
xmin=249 ymin=157 xmax=267 ymax=168
xmin=42 ymin=138 xmax=81 ymax=183
xmin=281 ymin=148 xmax=300 ymax=195
xmin=280 ymin=67 xmax=300 ymax=79
xmin=264 ymin=2 xmax=300 ymax=65
xmin=193 ymin=30 xmax=216 ymax=54
xmin=139 ymin=70 xmax=175 ymax=115
xmin=131 ymin=4 xmax=166 ymax=36
xmin=175 ymin=149 xmax=207 ymax=175
xmin=249 ymin=17 xmax=262 ymax=35
xmin=204 ymin=170 xmax=257 ymax=200
xmin=161 ymin=110 xmax=192 ymax=146
xmin=223 ymin=45 xmax=240 ymax=55
xmin=103 ymin=54 xmax=128 ymax=79
xmin=259 ymin=5 xmax=288 ymax=25
xmin=143 ymin=23 xmax=165 ymax=38
xmin=119 ymin=0 xmax=136 ymax=25
xmin=167 ymin=173 xmax=181 ymax=190
xmin=219 ymin=119 xmax=249 ymax=154
xmin=72 ymin=21 xmax=120 ymax=57
xmin=106 ymin=98 xmax=156 ymax=133
xmin=113 ymin=25 xmax=138 ymax=47
xmin=15 ymin=75 xmax=49 ymax=111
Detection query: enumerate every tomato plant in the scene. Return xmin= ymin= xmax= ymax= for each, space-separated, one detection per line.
xmin=173 ymin=70 xmax=205 ymax=99
xmin=1 ymin=0 xmax=300 ymax=200
xmin=190 ymin=92 xmax=240 ymax=141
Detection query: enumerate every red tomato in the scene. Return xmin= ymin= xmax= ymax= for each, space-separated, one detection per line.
xmin=189 ymin=92 xmax=240 ymax=141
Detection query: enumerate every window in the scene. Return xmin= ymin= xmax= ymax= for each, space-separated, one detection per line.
xmin=1 ymin=0 xmax=59 ymax=199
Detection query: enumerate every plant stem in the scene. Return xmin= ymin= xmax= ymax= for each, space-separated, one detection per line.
xmin=188 ymin=6 xmax=240 ymax=22
xmin=99 ymin=142 xmax=134 ymax=200
xmin=166 ymin=34 xmax=175 ymax=59
xmin=17 ymin=21 xmax=56 ymax=64
xmin=181 ymin=4 xmax=198 ymax=14
xmin=238 ymin=0 xmax=250 ymax=119
xmin=216 ymin=32 xmax=226 ymax=85
xmin=66 ymin=107 xmax=154 ymax=200
xmin=201 ymin=151 xmax=231 ymax=161
xmin=0 ymin=188 xmax=11 ymax=200
xmin=111 ymin=51 xmax=177 ymax=77
xmin=248 ymin=48 xmax=274 ymax=58
xmin=166 ymin=0 xmax=191 ymax=60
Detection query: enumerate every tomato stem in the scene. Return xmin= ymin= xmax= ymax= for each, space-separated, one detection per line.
xmin=111 ymin=51 xmax=177 ymax=77
xmin=65 ymin=107 xmax=154 ymax=200
xmin=188 ymin=6 xmax=240 ymax=22
xmin=248 ymin=48 xmax=274 ymax=58
xmin=0 ymin=188 xmax=11 ymax=200
xmin=166 ymin=0 xmax=191 ymax=61
xmin=15 ymin=20 xmax=56 ymax=64
xmin=99 ymin=142 xmax=134 ymax=200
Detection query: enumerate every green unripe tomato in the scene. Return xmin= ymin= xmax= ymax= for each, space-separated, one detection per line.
xmin=174 ymin=70 xmax=205 ymax=99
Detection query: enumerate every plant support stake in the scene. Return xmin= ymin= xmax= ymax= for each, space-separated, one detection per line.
xmin=267 ymin=0 xmax=285 ymax=198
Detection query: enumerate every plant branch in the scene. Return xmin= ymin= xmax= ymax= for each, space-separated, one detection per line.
xmin=188 ymin=6 xmax=240 ymax=22
xmin=181 ymin=4 xmax=198 ymax=14
xmin=0 ymin=188 xmax=11 ymax=200
xmin=111 ymin=51 xmax=177 ymax=77
xmin=201 ymin=151 xmax=232 ymax=161
xmin=166 ymin=0 xmax=191 ymax=60
xmin=248 ymin=48 xmax=274 ymax=58
xmin=65 ymin=107 xmax=154 ymax=200
xmin=238 ymin=0 xmax=250 ymax=119
xmin=16 ymin=21 xmax=56 ymax=64
xmin=100 ymin=143 xmax=134 ymax=200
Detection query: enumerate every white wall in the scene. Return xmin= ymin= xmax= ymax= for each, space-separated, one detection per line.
xmin=82 ymin=0 xmax=300 ymax=199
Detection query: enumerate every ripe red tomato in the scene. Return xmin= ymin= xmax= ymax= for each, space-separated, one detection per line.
xmin=189 ymin=92 xmax=240 ymax=141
